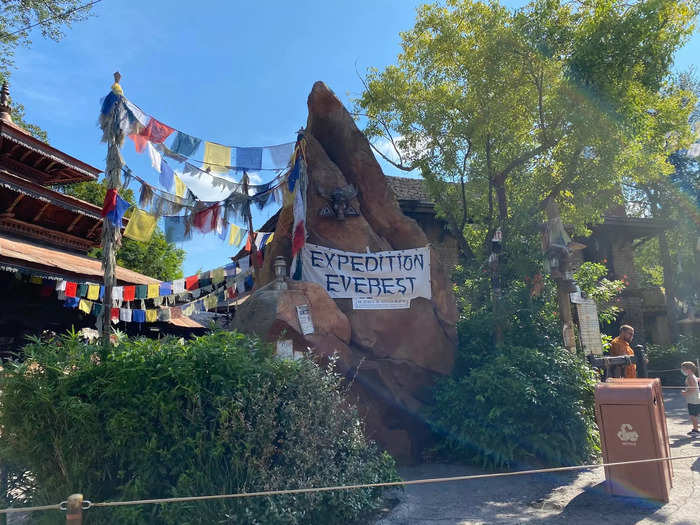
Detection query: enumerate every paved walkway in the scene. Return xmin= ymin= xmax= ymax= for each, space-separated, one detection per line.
xmin=377 ymin=391 xmax=699 ymax=525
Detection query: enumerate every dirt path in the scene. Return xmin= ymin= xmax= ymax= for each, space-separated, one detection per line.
xmin=376 ymin=391 xmax=699 ymax=525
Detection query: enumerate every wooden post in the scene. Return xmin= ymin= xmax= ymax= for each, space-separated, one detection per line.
xmin=65 ymin=494 xmax=83 ymax=524
xmin=100 ymin=72 xmax=123 ymax=346
xmin=242 ymin=172 xmax=258 ymax=281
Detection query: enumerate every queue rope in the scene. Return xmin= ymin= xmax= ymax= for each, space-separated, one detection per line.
xmin=1 ymin=453 xmax=699 ymax=515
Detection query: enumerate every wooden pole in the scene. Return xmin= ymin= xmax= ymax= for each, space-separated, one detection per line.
xmin=242 ymin=172 xmax=258 ymax=281
xmin=65 ymin=494 xmax=83 ymax=524
xmin=100 ymin=72 xmax=123 ymax=346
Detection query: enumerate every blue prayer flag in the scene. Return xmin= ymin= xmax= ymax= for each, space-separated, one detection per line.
xmin=106 ymin=195 xmax=131 ymax=227
xmin=132 ymin=309 xmax=146 ymax=323
xmin=159 ymin=282 xmax=172 ymax=296
xmin=163 ymin=216 xmax=188 ymax=243
xmin=170 ymin=132 xmax=201 ymax=157
xmin=160 ymin=159 xmax=175 ymax=190
xmin=288 ymin=155 xmax=301 ymax=192
xmin=236 ymin=147 xmax=262 ymax=170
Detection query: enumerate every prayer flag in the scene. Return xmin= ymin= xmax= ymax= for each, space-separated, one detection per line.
xmin=203 ymin=142 xmax=231 ymax=173
xmin=124 ymin=209 xmax=157 ymax=242
xmin=158 ymin=308 xmax=171 ymax=322
xmin=102 ymin=188 xmax=117 ymax=217
xmin=236 ymin=147 xmax=262 ymax=170
xmin=87 ymin=284 xmax=100 ymax=300
xmin=185 ymin=275 xmax=199 ymax=291
xmin=265 ymin=232 xmax=274 ymax=245
xmin=163 ymin=216 xmax=189 ymax=243
xmin=160 ymin=159 xmax=174 ymax=190
xmin=56 ymin=280 xmax=67 ymax=292
xmin=106 ymin=195 xmax=131 ymax=227
xmin=147 ymin=283 xmax=159 ymax=299
xmin=174 ymin=174 xmax=187 ymax=198
xmin=113 ymin=286 xmax=123 ymax=301
xmin=123 ymin=286 xmax=136 ymax=301
xmin=79 ymin=299 xmax=92 ymax=314
xmin=193 ymin=204 xmax=220 ymax=234
xmin=64 ymin=297 xmax=80 ymax=308
xmin=159 ymin=282 xmax=172 ymax=296
xmin=111 ymin=307 xmax=120 ymax=321
xmin=212 ymin=267 xmax=225 ymax=284
xmin=29 ymin=275 xmax=43 ymax=285
xmin=172 ymin=279 xmax=185 ymax=294
xmin=145 ymin=309 xmax=158 ymax=323
xmin=92 ymin=302 xmax=104 ymax=317
xmin=147 ymin=141 xmax=162 ymax=173
xmin=288 ymin=154 xmax=301 ymax=192
xmin=120 ymin=308 xmax=132 ymax=322
xmin=228 ymin=225 xmax=244 ymax=246
xmin=267 ymin=142 xmax=295 ymax=169
xmin=135 ymin=285 xmax=148 ymax=300
xmin=170 ymin=132 xmax=201 ymax=157
xmin=141 ymin=118 xmax=174 ymax=144
xmin=132 ymin=309 xmax=146 ymax=323
xmin=216 ymin=218 xmax=229 ymax=242
xmin=77 ymin=283 xmax=88 ymax=298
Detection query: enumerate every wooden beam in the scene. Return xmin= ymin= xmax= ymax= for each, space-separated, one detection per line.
xmin=5 ymin=193 xmax=24 ymax=214
xmin=33 ymin=202 xmax=50 ymax=222
xmin=19 ymin=149 xmax=32 ymax=163
xmin=86 ymin=220 xmax=101 ymax=239
xmin=66 ymin=215 xmax=82 ymax=233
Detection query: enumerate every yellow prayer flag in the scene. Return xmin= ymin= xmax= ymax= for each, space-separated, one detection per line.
xmin=212 ymin=268 xmax=225 ymax=284
xmin=203 ymin=142 xmax=231 ymax=174
xmin=29 ymin=275 xmax=43 ymax=285
xmin=204 ymin=294 xmax=218 ymax=310
xmin=145 ymin=309 xmax=158 ymax=323
xmin=174 ymin=174 xmax=186 ymax=198
xmin=79 ymin=299 xmax=92 ymax=314
xmin=283 ymin=186 xmax=294 ymax=206
xmin=147 ymin=283 xmax=159 ymax=299
xmin=265 ymin=233 xmax=274 ymax=246
xmin=87 ymin=284 xmax=100 ymax=300
xmin=124 ymin=209 xmax=157 ymax=242
xmin=228 ymin=224 xmax=243 ymax=246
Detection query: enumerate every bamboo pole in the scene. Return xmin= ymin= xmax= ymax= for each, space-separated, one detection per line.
xmin=242 ymin=172 xmax=258 ymax=282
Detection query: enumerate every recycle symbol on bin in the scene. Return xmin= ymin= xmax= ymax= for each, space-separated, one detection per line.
xmin=617 ymin=423 xmax=639 ymax=443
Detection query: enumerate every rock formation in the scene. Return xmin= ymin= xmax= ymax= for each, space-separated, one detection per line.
xmin=237 ymin=82 xmax=457 ymax=461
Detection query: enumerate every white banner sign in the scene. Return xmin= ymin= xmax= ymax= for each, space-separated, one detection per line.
xmin=301 ymin=243 xmax=431 ymax=300
xmin=352 ymin=297 xmax=411 ymax=310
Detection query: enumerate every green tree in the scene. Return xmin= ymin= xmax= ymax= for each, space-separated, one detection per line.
xmin=62 ymin=179 xmax=185 ymax=281
xmin=357 ymin=0 xmax=698 ymax=342
xmin=1 ymin=1 xmax=96 ymax=140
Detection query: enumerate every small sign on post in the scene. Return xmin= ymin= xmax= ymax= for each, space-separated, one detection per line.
xmin=296 ymin=305 xmax=314 ymax=335
xmin=576 ymin=298 xmax=603 ymax=355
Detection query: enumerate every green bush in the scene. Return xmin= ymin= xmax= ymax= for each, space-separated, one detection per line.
xmin=0 ymin=331 xmax=398 ymax=524
xmin=646 ymin=336 xmax=700 ymax=385
xmin=429 ymin=343 xmax=599 ymax=469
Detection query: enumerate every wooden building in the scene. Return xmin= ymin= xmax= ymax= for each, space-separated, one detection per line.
xmin=0 ymin=84 xmax=201 ymax=356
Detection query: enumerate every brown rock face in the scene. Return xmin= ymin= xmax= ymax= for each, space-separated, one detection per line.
xmin=255 ymin=82 xmax=457 ymax=461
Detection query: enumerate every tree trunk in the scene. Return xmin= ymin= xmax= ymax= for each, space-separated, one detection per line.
xmin=658 ymin=231 xmax=679 ymax=342
xmin=545 ymin=200 xmax=576 ymax=352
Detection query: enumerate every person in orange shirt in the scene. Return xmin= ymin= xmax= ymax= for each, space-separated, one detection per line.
xmin=609 ymin=325 xmax=636 ymax=378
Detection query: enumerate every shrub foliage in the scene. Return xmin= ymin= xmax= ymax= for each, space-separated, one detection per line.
xmin=0 ymin=331 xmax=397 ymax=524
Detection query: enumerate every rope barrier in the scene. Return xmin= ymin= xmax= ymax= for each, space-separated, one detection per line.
xmin=2 ymin=453 xmax=699 ymax=515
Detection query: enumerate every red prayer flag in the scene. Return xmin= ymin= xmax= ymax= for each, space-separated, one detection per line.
xmin=185 ymin=275 xmax=199 ymax=291
xmin=111 ymin=308 xmax=120 ymax=321
xmin=226 ymin=287 xmax=237 ymax=300
xmin=64 ymin=282 xmax=77 ymax=298
xmin=102 ymin=188 xmax=117 ymax=217
xmin=141 ymin=118 xmax=174 ymax=144
xmin=245 ymin=232 xmax=254 ymax=252
xmin=122 ymin=286 xmax=136 ymax=301
xmin=40 ymin=284 xmax=54 ymax=297
xmin=292 ymin=221 xmax=305 ymax=256
xmin=129 ymin=118 xmax=174 ymax=153
xmin=192 ymin=204 xmax=220 ymax=234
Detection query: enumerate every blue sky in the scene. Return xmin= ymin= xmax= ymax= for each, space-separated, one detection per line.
xmin=8 ymin=0 xmax=699 ymax=276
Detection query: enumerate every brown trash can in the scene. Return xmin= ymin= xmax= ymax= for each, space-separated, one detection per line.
xmin=595 ymin=381 xmax=672 ymax=502
xmin=605 ymin=377 xmax=672 ymax=483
